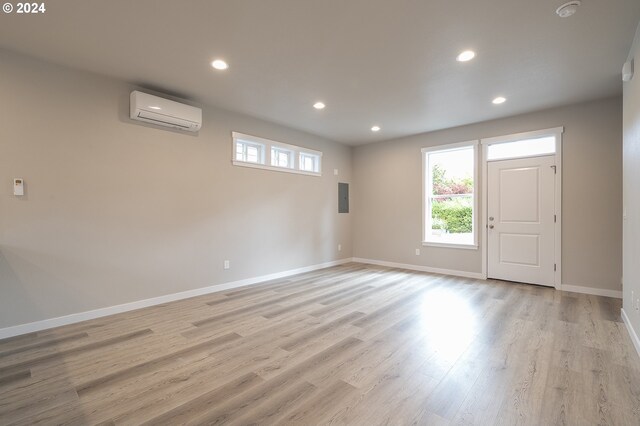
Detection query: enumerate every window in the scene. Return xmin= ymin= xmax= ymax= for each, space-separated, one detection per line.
xmin=232 ymin=132 xmax=322 ymax=176
xmin=271 ymin=146 xmax=294 ymax=169
xmin=486 ymin=136 xmax=556 ymax=161
xmin=422 ymin=141 xmax=478 ymax=248
xmin=235 ymin=139 xmax=265 ymax=164
xmin=299 ymin=152 xmax=320 ymax=173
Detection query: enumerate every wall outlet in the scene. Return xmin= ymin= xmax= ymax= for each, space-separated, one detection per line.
xmin=636 ymin=298 xmax=639 ymax=311
xmin=223 ymin=260 xmax=230 ymax=270
xmin=338 ymin=244 xmax=342 ymax=252
xmin=415 ymin=248 xmax=420 ymax=256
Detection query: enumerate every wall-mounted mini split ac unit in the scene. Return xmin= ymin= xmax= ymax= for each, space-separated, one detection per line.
xmin=130 ymin=91 xmax=202 ymax=132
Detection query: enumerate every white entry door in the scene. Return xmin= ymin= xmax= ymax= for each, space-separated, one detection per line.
xmin=487 ymin=155 xmax=556 ymax=286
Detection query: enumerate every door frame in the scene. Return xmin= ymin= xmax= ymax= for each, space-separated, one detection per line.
xmin=480 ymin=127 xmax=564 ymax=289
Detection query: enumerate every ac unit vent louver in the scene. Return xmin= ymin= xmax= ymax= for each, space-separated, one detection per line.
xmin=130 ymin=91 xmax=202 ymax=132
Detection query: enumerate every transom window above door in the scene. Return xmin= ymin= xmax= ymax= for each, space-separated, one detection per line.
xmin=486 ymin=136 xmax=556 ymax=161
xmin=483 ymin=128 xmax=562 ymax=162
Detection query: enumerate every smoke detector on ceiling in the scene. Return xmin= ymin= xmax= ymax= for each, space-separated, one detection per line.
xmin=556 ymin=1 xmax=581 ymax=18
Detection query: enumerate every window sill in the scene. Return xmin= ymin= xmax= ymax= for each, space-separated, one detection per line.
xmin=232 ymin=160 xmax=321 ymax=176
xmin=422 ymin=242 xmax=478 ymax=250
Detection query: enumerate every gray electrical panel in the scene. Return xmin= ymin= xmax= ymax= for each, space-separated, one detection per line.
xmin=338 ymin=182 xmax=349 ymax=213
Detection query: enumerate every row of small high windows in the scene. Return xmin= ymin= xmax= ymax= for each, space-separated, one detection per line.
xmin=232 ymin=132 xmax=322 ymax=176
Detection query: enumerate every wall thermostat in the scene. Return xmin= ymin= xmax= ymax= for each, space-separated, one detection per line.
xmin=13 ymin=178 xmax=24 ymax=196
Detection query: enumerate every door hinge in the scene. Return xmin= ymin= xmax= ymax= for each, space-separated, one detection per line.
xmin=551 ymin=165 xmax=557 ymax=174
xmin=554 ymin=214 xmax=557 ymax=223
xmin=554 ymin=263 xmax=557 ymax=271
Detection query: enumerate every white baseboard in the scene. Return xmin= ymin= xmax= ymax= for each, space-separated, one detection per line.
xmin=0 ymin=258 xmax=353 ymax=340
xmin=1 ymin=257 xmax=623 ymax=340
xmin=560 ymin=284 xmax=622 ymax=299
xmin=622 ymin=308 xmax=640 ymax=357
xmin=351 ymin=257 xmax=484 ymax=279
xmin=350 ymin=258 xmax=623 ymax=298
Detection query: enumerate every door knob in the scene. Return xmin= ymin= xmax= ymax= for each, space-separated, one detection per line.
xmin=489 ymin=225 xmax=494 ymax=229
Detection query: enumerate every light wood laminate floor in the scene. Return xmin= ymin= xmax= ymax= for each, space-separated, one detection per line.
xmin=0 ymin=263 xmax=638 ymax=425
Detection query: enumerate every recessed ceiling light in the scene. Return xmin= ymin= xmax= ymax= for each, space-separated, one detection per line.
xmin=456 ymin=50 xmax=476 ymax=62
xmin=211 ymin=59 xmax=229 ymax=70
xmin=149 ymin=106 xmax=161 ymax=110
xmin=313 ymin=102 xmax=326 ymax=110
xmin=492 ymin=96 xmax=507 ymax=105
xmin=371 ymin=126 xmax=381 ymax=132
xmin=556 ymin=1 xmax=581 ymax=18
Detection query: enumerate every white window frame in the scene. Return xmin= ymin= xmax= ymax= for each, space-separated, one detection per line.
xmin=271 ymin=146 xmax=295 ymax=169
xmin=480 ymin=126 xmax=563 ymax=287
xmin=299 ymin=151 xmax=321 ymax=173
xmin=486 ymin=134 xmax=557 ymax=161
xmin=235 ymin=139 xmax=266 ymax=164
xmin=422 ymin=140 xmax=479 ymax=250
xmin=232 ymin=132 xmax=322 ymax=176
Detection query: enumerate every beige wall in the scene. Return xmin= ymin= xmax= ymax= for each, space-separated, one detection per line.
xmin=353 ymin=97 xmax=623 ymax=292
xmin=623 ymin=22 xmax=640 ymax=332
xmin=0 ymin=50 xmax=352 ymax=329
xmin=0 ymin=45 xmax=628 ymax=331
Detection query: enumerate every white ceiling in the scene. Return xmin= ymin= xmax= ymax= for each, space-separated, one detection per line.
xmin=1 ymin=0 xmax=639 ymax=145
